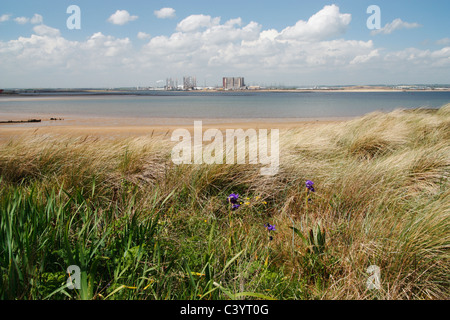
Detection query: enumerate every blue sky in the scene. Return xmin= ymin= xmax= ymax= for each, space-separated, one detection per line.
xmin=1 ymin=0 xmax=449 ymax=88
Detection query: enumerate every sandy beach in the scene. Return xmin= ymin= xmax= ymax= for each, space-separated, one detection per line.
xmin=0 ymin=115 xmax=347 ymax=141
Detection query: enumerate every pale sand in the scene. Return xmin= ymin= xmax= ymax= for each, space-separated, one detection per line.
xmin=0 ymin=115 xmax=347 ymax=140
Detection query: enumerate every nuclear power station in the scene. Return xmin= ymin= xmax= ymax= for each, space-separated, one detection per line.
xmin=222 ymin=77 xmax=245 ymax=90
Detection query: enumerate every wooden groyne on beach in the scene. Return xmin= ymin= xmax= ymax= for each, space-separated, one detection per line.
xmin=0 ymin=119 xmax=41 ymax=124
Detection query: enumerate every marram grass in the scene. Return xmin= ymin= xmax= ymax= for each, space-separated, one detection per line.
xmin=0 ymin=105 xmax=449 ymax=300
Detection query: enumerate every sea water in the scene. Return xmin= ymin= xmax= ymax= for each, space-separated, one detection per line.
xmin=0 ymin=91 xmax=449 ymax=121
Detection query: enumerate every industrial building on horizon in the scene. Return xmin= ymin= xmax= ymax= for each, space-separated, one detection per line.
xmin=163 ymin=76 xmax=247 ymax=91
xmin=164 ymin=76 xmax=197 ymax=90
xmin=183 ymin=76 xmax=197 ymax=90
xmin=223 ymin=77 xmax=245 ymax=90
xmin=165 ymin=78 xmax=178 ymax=90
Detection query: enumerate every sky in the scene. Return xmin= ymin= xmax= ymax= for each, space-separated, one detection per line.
xmin=0 ymin=0 xmax=449 ymax=88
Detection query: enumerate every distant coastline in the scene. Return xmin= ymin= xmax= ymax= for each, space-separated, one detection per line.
xmin=1 ymin=85 xmax=450 ymax=97
xmin=1 ymin=90 xmax=449 ymax=125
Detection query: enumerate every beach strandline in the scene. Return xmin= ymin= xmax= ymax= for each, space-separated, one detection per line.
xmin=0 ymin=113 xmax=351 ymax=140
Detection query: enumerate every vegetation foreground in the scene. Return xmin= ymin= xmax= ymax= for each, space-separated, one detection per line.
xmin=0 ymin=105 xmax=449 ymax=300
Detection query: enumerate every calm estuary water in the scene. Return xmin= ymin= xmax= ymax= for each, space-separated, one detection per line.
xmin=0 ymin=91 xmax=449 ymax=120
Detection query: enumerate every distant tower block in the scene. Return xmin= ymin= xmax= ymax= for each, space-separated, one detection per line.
xmin=223 ymin=77 xmax=245 ymax=90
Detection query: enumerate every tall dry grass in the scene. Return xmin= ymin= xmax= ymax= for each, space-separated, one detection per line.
xmin=0 ymin=104 xmax=448 ymax=300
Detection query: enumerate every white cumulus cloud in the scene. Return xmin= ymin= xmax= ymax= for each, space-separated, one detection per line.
xmin=176 ymin=14 xmax=221 ymax=32
xmin=436 ymin=38 xmax=450 ymax=46
xmin=30 ymin=14 xmax=43 ymax=24
xmin=33 ymin=24 xmax=61 ymax=37
xmin=371 ymin=18 xmax=421 ymax=35
xmin=12 ymin=13 xmax=43 ymax=25
xmin=107 ymin=10 xmax=138 ymax=25
xmin=278 ymin=4 xmax=351 ymax=41
xmin=0 ymin=14 xmax=11 ymax=22
xmin=137 ymin=32 xmax=151 ymax=40
xmin=14 ymin=17 xmax=29 ymax=24
xmin=82 ymin=32 xmax=131 ymax=58
xmin=154 ymin=8 xmax=176 ymax=19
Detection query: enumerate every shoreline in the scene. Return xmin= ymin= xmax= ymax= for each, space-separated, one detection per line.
xmin=0 ymin=116 xmax=347 ymax=140
xmin=1 ymin=88 xmax=450 ymax=101
xmin=1 ymin=92 xmax=447 ymax=139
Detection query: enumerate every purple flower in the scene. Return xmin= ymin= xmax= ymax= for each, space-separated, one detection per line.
xmin=227 ymin=193 xmax=239 ymax=204
xmin=306 ymin=180 xmax=315 ymax=193
xmin=265 ymin=223 xmax=276 ymax=232
xmin=231 ymin=204 xmax=240 ymax=211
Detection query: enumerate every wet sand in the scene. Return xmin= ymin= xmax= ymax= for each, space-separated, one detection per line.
xmin=0 ymin=114 xmax=348 ymax=140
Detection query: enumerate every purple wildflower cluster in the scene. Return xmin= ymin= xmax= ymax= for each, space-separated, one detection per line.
xmin=265 ymin=223 xmax=276 ymax=241
xmin=306 ymin=180 xmax=315 ymax=193
xmin=226 ymin=182 xmax=316 ymax=243
xmin=306 ymin=180 xmax=315 ymax=203
xmin=227 ymin=193 xmax=240 ymax=211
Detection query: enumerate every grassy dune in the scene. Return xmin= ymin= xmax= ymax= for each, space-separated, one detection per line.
xmin=0 ymin=105 xmax=449 ymax=300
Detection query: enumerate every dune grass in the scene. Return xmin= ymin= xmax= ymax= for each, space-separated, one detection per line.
xmin=0 ymin=105 xmax=449 ymax=300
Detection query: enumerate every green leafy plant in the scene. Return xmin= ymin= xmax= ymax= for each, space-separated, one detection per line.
xmin=290 ymin=222 xmax=326 ymax=256
xmin=289 ymin=222 xmax=332 ymax=290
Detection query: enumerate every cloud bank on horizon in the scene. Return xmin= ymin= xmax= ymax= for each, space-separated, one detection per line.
xmin=0 ymin=3 xmax=449 ymax=88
